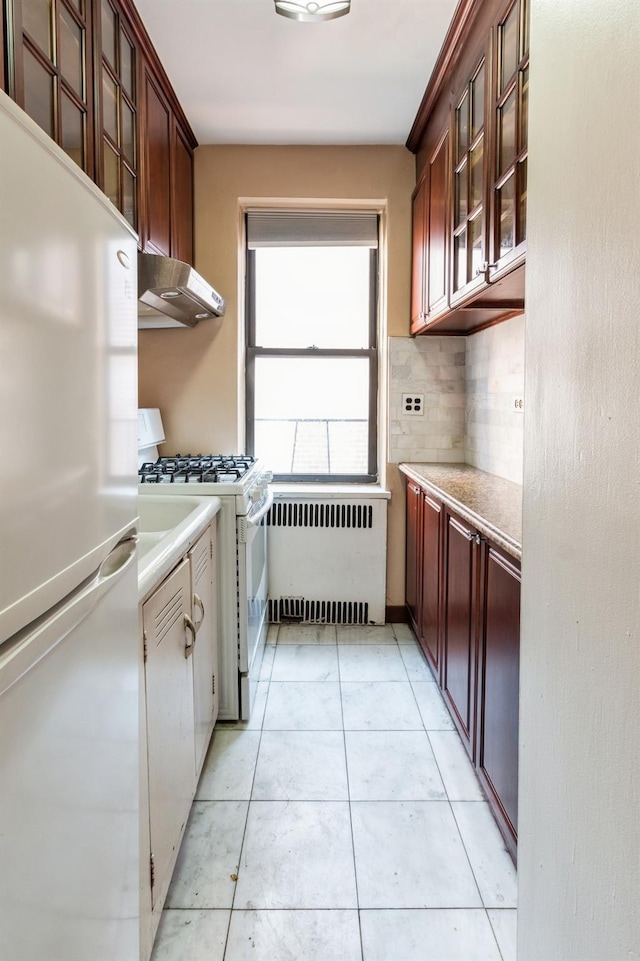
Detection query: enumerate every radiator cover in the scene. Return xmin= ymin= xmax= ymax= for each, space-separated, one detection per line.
xmin=267 ymin=497 xmax=387 ymax=624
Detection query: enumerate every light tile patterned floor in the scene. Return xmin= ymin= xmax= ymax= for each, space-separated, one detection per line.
xmin=151 ymin=624 xmax=517 ymax=961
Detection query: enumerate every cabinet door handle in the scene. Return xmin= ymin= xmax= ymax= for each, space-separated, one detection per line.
xmin=475 ymin=261 xmax=499 ymax=278
xmin=184 ymin=614 xmax=197 ymax=658
xmin=466 ymin=530 xmax=482 ymax=544
xmin=193 ymin=593 xmax=205 ymax=633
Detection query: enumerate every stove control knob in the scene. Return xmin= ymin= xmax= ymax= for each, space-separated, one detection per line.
xmin=261 ymin=470 xmax=273 ymax=484
xmin=250 ymin=487 xmax=263 ymax=503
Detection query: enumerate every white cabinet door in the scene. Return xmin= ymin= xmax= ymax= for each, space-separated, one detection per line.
xmin=189 ymin=523 xmax=218 ymax=774
xmin=142 ymin=558 xmax=196 ymax=909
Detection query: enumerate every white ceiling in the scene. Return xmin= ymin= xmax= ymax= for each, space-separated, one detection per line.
xmin=134 ymin=0 xmax=459 ymax=145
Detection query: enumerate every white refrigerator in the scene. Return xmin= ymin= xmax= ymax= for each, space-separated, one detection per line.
xmin=0 ymin=92 xmax=139 ymax=959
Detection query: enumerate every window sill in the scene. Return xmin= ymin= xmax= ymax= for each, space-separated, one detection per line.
xmin=271 ymin=482 xmax=391 ymax=500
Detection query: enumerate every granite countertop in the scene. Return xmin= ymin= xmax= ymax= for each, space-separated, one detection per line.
xmin=399 ymin=463 xmax=522 ymax=561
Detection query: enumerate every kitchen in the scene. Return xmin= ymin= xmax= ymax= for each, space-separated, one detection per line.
xmin=1 ymin=1 xmax=639 ymax=960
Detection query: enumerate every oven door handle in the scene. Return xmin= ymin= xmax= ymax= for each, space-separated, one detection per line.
xmin=247 ymin=488 xmax=274 ymax=527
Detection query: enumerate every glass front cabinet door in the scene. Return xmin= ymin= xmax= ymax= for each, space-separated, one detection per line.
xmin=8 ymin=0 xmax=95 ymax=175
xmin=451 ymin=57 xmax=487 ymax=304
xmin=489 ymin=0 xmax=529 ymax=278
xmin=98 ymin=0 xmax=138 ymax=231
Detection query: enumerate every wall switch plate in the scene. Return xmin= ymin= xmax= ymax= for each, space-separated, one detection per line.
xmin=402 ymin=393 xmax=425 ymax=416
xmin=512 ymin=396 xmax=525 ymax=413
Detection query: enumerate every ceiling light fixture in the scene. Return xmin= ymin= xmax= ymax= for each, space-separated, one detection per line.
xmin=274 ymin=1 xmax=351 ymax=23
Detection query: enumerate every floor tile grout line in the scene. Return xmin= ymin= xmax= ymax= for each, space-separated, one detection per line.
xmin=486 ymin=907 xmax=510 ymax=961
xmin=421 ymin=725 xmax=501 ymax=926
xmin=219 ymin=797 xmax=460 ymax=804
xmin=222 ymin=650 xmax=271 ymax=960
xmin=443 ymin=791 xmax=489 ymax=922
xmin=336 ymin=627 xmax=366 ymax=961
xmin=168 ymin=905 xmax=507 ymax=912
xmin=162 ymin=626 xmax=515 ymax=959
xmin=448 ymin=798 xmax=517 ymax=913
xmin=428 ymin=730 xmax=491 ymax=806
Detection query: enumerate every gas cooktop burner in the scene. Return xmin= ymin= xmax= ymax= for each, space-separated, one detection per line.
xmin=138 ymin=454 xmax=257 ymax=484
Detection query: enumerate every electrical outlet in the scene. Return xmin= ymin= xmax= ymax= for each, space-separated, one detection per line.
xmin=402 ymin=393 xmax=425 ymax=416
xmin=512 ymin=396 xmax=525 ymax=413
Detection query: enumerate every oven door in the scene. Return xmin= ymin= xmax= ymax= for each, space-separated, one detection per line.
xmin=237 ymin=491 xmax=273 ymax=718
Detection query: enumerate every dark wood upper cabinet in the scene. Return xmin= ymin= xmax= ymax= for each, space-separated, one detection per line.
xmin=426 ymin=127 xmax=449 ymax=320
xmin=3 ymin=0 xmax=197 ymax=257
xmin=488 ymin=0 xmax=529 ymax=280
xmin=450 ymin=55 xmax=487 ymax=305
xmin=141 ymin=64 xmax=171 ymax=256
xmin=410 ymin=175 xmax=427 ymax=330
xmin=96 ymin=0 xmax=139 ymax=230
xmin=407 ymin=0 xmax=529 ymax=335
xmin=410 ymin=126 xmax=449 ymax=333
xmin=171 ymin=118 xmax=194 ymax=266
xmin=7 ymin=0 xmax=95 ymax=176
xmin=140 ymin=63 xmax=196 ymax=262
xmin=1 ymin=3 xmax=7 ymax=90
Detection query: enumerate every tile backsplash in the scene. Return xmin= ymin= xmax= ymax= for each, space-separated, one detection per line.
xmin=465 ymin=314 xmax=524 ymax=483
xmin=388 ymin=336 xmax=466 ymax=464
xmin=388 ymin=314 xmax=525 ymax=484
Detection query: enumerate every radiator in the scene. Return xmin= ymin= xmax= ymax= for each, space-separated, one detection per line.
xmin=267 ymin=497 xmax=388 ymax=625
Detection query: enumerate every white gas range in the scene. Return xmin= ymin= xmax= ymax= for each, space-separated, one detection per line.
xmin=138 ymin=409 xmax=273 ymax=720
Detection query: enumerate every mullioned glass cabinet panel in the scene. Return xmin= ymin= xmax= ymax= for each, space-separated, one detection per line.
xmin=100 ymin=0 xmax=138 ymax=228
xmin=452 ymin=60 xmax=486 ymax=295
xmin=18 ymin=0 xmax=91 ymax=173
xmin=491 ymin=0 xmax=529 ymax=269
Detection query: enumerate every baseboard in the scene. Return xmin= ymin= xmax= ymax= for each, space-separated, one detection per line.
xmin=385 ymin=605 xmax=408 ymax=623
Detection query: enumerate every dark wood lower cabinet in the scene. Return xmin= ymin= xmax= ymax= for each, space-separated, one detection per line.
xmin=443 ymin=511 xmax=477 ymax=754
xmin=404 ymin=478 xmax=520 ymax=860
xmin=405 ymin=483 xmax=442 ymax=677
xmin=476 ymin=544 xmax=520 ymax=860
xmin=405 ymin=482 xmax=422 ymax=634
xmin=419 ymin=492 xmax=442 ymax=675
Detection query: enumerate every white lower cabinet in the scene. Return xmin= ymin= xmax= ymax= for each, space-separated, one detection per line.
xmin=143 ymin=557 xmax=197 ymax=911
xmin=140 ymin=519 xmax=219 ymax=958
xmin=189 ymin=526 xmax=219 ymax=772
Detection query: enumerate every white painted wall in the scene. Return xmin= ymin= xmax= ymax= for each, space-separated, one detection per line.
xmin=518 ymin=2 xmax=640 ymax=959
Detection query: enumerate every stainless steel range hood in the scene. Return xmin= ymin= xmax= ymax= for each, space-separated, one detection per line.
xmin=137 ymin=252 xmax=226 ymax=329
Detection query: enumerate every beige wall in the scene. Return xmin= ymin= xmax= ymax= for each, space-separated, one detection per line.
xmin=138 ymin=144 xmax=415 ymax=607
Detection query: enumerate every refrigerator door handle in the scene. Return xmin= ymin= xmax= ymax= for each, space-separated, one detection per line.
xmin=0 ymin=537 xmax=138 ymax=697
xmin=96 ymin=535 xmax=138 ymax=583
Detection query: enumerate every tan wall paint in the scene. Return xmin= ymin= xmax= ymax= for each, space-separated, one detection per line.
xmin=138 ymin=144 xmax=415 ymax=607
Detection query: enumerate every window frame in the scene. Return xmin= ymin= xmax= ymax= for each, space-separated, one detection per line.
xmin=245 ymin=243 xmax=379 ymax=484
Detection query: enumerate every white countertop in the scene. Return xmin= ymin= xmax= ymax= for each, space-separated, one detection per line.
xmin=137 ymin=495 xmax=222 ymax=603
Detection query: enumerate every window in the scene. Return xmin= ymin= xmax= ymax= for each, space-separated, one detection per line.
xmin=245 ymin=210 xmax=379 ymax=482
